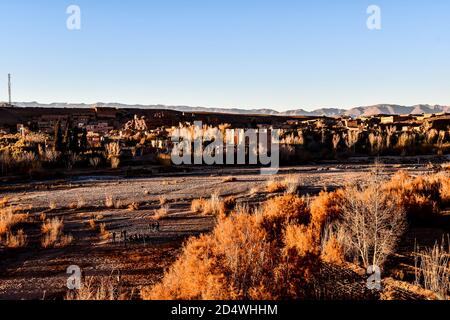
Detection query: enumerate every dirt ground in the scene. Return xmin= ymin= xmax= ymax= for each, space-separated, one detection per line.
xmin=0 ymin=163 xmax=447 ymax=300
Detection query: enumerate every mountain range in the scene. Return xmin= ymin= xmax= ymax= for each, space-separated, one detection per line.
xmin=8 ymin=102 xmax=450 ymax=118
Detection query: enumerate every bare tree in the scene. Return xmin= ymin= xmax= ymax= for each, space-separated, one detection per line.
xmin=339 ymin=171 xmax=407 ymax=269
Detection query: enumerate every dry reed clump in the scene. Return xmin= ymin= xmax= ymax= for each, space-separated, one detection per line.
xmin=105 ymin=195 xmax=114 ymax=208
xmin=414 ymin=235 xmax=450 ymax=300
xmin=4 ymin=230 xmax=27 ymax=248
xmin=99 ymin=223 xmax=111 ymax=240
xmin=0 ymin=197 xmax=9 ymax=208
xmin=320 ymin=233 xmax=345 ymax=265
xmin=41 ymin=218 xmax=73 ymax=248
xmin=77 ymin=198 xmax=86 ymax=209
xmin=309 ymin=190 xmax=345 ymax=234
xmin=222 ymin=176 xmax=237 ymax=183
xmin=383 ymin=171 xmax=448 ymax=223
xmin=87 ymin=219 xmax=97 ymax=230
xmin=338 ymin=175 xmax=407 ymax=269
xmin=143 ymin=196 xmax=321 ymax=300
xmin=0 ymin=206 xmax=28 ymax=236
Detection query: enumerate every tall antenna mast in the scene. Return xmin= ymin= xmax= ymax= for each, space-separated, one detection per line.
xmin=8 ymin=74 xmax=11 ymax=106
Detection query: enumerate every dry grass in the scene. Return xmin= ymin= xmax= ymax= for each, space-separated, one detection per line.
xmin=222 ymin=176 xmax=237 ymax=183
xmin=414 ymin=236 xmax=450 ymax=300
xmin=0 ymin=197 xmax=9 ymax=208
xmin=310 ymin=190 xmax=344 ymax=234
xmin=383 ymin=171 xmax=449 ymax=223
xmin=41 ymin=218 xmax=73 ymax=248
xmin=4 ymin=230 xmax=27 ymax=248
xmin=143 ymin=195 xmax=321 ymax=300
xmin=0 ymin=206 xmax=28 ymax=236
xmin=191 ymin=193 xmax=227 ymax=216
xmin=158 ymin=196 xmax=167 ymax=206
xmin=145 ymin=169 xmax=450 ymax=300
xmin=127 ymin=202 xmax=140 ymax=211
xmin=77 ymin=198 xmax=86 ymax=209
xmin=49 ymin=201 xmax=57 ymax=210
xmin=154 ymin=205 xmax=169 ymax=220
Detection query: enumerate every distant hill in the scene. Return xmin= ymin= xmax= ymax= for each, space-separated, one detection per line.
xmin=8 ymin=102 xmax=450 ymax=117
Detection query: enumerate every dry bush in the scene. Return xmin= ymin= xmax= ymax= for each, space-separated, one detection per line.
xmin=259 ymin=194 xmax=310 ymax=243
xmin=99 ymin=223 xmax=111 ymax=240
xmin=41 ymin=218 xmax=73 ymax=248
xmin=438 ymin=174 xmax=450 ymax=206
xmin=105 ymin=142 xmax=121 ymax=169
xmin=339 ymin=175 xmax=407 ymax=269
xmin=191 ymin=198 xmax=206 ymax=213
xmin=414 ymin=236 xmax=450 ymax=300
xmin=49 ymin=201 xmax=57 ymax=210
xmin=0 ymin=197 xmax=9 ymax=208
xmin=191 ymin=193 xmax=225 ymax=216
xmin=39 ymin=212 xmax=47 ymax=222
xmin=154 ymin=205 xmax=169 ymax=220
xmin=87 ymin=219 xmax=97 ymax=230
xmin=309 ymin=190 xmax=344 ymax=234
xmin=4 ymin=230 xmax=27 ymax=248
xmin=144 ymin=197 xmax=320 ymax=300
xmin=266 ymin=179 xmax=286 ymax=193
xmin=320 ymin=226 xmax=345 ymax=265
xmin=105 ymin=195 xmax=114 ymax=208
xmin=284 ymin=224 xmax=318 ymax=256
xmin=159 ymin=196 xmax=167 ymax=206
xmin=0 ymin=206 xmax=28 ymax=236
xmin=284 ymin=175 xmax=301 ymax=194
xmin=222 ymin=176 xmax=237 ymax=183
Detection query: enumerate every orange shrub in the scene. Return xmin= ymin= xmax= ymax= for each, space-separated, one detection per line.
xmin=321 ymin=235 xmax=345 ymax=265
xmin=284 ymin=224 xmax=318 ymax=256
xmin=259 ymin=194 xmax=310 ymax=243
xmin=383 ymin=171 xmax=444 ymax=224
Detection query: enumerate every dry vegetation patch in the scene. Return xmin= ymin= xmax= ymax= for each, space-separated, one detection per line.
xmin=41 ymin=218 xmax=73 ymax=248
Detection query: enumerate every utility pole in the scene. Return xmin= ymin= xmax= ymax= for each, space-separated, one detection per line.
xmin=8 ymin=74 xmax=11 ymax=106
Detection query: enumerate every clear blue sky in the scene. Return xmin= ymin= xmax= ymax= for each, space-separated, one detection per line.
xmin=1 ymin=0 xmax=449 ymax=111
